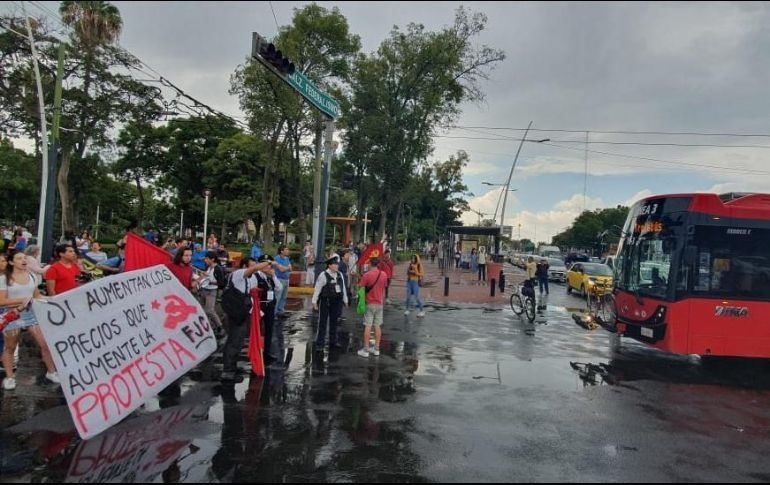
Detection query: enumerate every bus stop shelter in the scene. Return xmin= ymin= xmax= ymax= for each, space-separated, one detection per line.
xmin=443 ymin=225 xmax=504 ymax=279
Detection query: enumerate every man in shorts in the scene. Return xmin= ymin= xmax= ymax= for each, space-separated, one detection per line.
xmin=357 ymin=257 xmax=389 ymax=357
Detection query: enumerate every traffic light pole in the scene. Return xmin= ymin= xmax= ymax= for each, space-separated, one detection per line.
xmin=314 ymin=119 xmax=335 ymax=278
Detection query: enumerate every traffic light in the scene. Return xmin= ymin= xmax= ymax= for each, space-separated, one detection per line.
xmin=252 ymin=33 xmax=295 ymax=76
xmin=341 ymin=173 xmax=355 ymax=190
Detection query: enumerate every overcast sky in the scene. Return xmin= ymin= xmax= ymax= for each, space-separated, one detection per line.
xmin=8 ymin=1 xmax=770 ymax=243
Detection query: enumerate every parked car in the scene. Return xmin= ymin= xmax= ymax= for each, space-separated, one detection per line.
xmin=566 ymin=262 xmax=613 ymax=296
xmin=546 ymin=257 xmax=567 ymax=283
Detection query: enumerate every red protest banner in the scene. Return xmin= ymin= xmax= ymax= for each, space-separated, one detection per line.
xmin=357 ymin=243 xmax=383 ymax=267
xmin=124 ymin=232 xmax=171 ymax=272
xmin=248 ymin=288 xmax=265 ymax=377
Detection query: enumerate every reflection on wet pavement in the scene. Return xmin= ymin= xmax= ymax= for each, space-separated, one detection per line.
xmin=4 ymin=288 xmax=770 ymax=482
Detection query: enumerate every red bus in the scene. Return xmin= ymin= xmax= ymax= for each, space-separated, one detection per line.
xmin=609 ymin=192 xmax=770 ymax=358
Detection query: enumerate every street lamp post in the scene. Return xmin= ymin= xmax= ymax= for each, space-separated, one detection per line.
xmin=482 ymin=182 xmax=518 ymax=225
xmin=203 ymin=189 xmax=211 ymax=246
xmin=497 ymin=120 xmax=549 ymax=227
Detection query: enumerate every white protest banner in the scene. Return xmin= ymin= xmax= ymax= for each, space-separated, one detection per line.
xmin=32 ymin=265 xmax=217 ymax=440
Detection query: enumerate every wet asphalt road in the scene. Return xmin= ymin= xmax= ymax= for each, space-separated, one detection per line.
xmin=3 ymin=274 xmax=770 ymax=482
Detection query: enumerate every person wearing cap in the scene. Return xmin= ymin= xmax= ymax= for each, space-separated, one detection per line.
xmin=311 ymin=256 xmax=348 ymax=350
xmin=221 ymin=257 xmax=271 ymax=383
xmin=357 ymin=257 xmax=389 ymax=357
xmin=272 ymin=246 xmax=292 ymax=319
xmin=255 ymin=254 xmax=284 ymax=365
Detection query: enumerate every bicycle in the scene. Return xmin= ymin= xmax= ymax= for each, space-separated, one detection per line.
xmin=585 ymin=281 xmax=616 ymax=326
xmin=510 ymin=280 xmax=537 ymax=323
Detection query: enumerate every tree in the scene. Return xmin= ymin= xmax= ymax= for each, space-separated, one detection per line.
xmin=552 ymin=206 xmax=629 ymax=254
xmin=231 ymin=3 xmax=361 ymax=243
xmin=114 ymin=121 xmax=166 ymax=228
xmin=0 ymin=3 xmax=162 ymax=234
xmin=0 ymin=138 xmax=40 ymax=227
xmin=344 ymin=7 xmax=505 ymax=241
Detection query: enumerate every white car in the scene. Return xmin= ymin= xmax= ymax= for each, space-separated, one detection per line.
xmin=546 ymin=257 xmax=567 ymax=282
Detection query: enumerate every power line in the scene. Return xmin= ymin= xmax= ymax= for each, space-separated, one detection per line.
xmin=15 ymin=0 xmax=249 ymax=131
xmin=450 ymin=124 xmax=770 ymax=139
xmin=438 ymin=133 xmax=770 ymax=150
xmin=268 ymin=0 xmax=280 ymax=32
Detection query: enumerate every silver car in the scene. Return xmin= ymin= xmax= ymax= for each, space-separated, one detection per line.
xmin=546 ymin=257 xmax=567 ymax=283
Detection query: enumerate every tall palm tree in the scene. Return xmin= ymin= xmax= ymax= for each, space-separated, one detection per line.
xmin=59 ymin=1 xmax=122 ymax=47
xmin=55 ymin=1 xmax=122 ymax=234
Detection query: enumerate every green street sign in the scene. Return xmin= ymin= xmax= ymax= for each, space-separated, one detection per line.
xmin=252 ymin=32 xmax=340 ymax=120
xmin=287 ymin=70 xmax=340 ymax=120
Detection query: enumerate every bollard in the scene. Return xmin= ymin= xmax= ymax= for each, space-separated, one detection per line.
xmin=499 ymin=270 xmax=505 ymax=293
xmin=444 ymin=276 xmax=449 ymax=296
xmin=490 ymin=278 xmax=496 ymax=297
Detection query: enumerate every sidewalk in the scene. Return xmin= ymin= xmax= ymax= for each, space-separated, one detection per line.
xmin=387 ymin=258 xmax=529 ymax=306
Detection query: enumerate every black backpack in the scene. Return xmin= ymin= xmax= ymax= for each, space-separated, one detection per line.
xmin=214 ymin=265 xmax=228 ymax=290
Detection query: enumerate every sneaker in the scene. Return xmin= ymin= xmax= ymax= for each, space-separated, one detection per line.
xmin=370 ymin=346 xmax=380 ymax=356
xmin=2 ymin=377 xmax=16 ymax=390
xmin=45 ymin=372 xmax=60 ymax=384
xmin=404 ymin=310 xmax=410 ymax=316
xmin=417 ymin=311 xmax=426 ymax=318
xmin=357 ymin=348 xmax=370 ymax=358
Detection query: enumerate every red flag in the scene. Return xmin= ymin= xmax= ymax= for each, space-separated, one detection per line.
xmin=248 ymin=287 xmax=265 ymax=377
xmin=357 ymin=243 xmax=384 ymax=267
xmin=124 ymin=232 xmax=171 ymax=271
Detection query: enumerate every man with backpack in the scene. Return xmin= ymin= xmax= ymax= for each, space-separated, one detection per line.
xmin=311 ymin=257 xmax=348 ymax=351
xmin=357 ymin=257 xmax=389 ymax=357
xmin=199 ymin=251 xmax=227 ymax=338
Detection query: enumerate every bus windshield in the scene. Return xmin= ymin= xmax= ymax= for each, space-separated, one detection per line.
xmin=625 ymin=233 xmax=674 ymax=299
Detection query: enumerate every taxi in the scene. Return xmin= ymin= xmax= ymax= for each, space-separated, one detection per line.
xmin=566 ymin=262 xmax=613 ymax=296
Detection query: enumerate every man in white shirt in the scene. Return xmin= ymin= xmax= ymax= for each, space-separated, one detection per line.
xmin=311 ymin=257 xmax=348 ymax=350
xmin=221 ymin=257 xmax=271 ymax=383
xmin=198 ymin=251 xmax=225 ymax=337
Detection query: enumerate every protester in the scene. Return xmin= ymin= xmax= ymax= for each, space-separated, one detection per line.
xmin=198 ymin=251 xmax=226 ymax=337
xmin=167 ymin=247 xmax=196 ymax=292
xmin=45 ymin=245 xmax=81 ymax=296
xmin=10 ymin=228 xmax=27 ymax=252
xmin=470 ymin=248 xmax=478 ymax=274
xmin=357 ymin=257 xmax=389 ymax=357
xmin=169 ymin=238 xmax=189 ymax=258
xmin=405 ymin=254 xmax=425 ymax=317
xmin=207 ymin=232 xmax=219 ymax=250
xmin=273 ymin=245 xmax=292 ymax=318
xmin=24 ymin=245 xmax=49 ymax=277
xmin=76 ymin=230 xmax=92 ymax=253
xmin=220 ymin=257 xmax=270 ymax=383
xmin=255 ymin=255 xmax=283 ymax=364
xmin=84 ymin=241 xmax=108 ymax=263
xmin=311 ymin=257 xmax=348 ymax=350
xmin=1 ymin=251 xmax=59 ymax=390
xmin=381 ymin=249 xmax=395 ymax=304
xmin=454 ymin=248 xmax=461 ymax=269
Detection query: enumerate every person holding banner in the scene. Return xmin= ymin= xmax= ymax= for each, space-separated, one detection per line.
xmin=221 ymin=257 xmax=270 ymax=383
xmin=255 ymin=255 xmax=283 ymax=365
xmin=1 ymin=251 xmax=59 ymax=390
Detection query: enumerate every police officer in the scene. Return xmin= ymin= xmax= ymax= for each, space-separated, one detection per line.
xmin=255 ymin=255 xmax=283 ymax=365
xmin=311 ymin=257 xmax=348 ymax=350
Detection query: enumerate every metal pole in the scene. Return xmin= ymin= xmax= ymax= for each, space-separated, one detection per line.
xmin=500 ymin=121 xmax=532 ymax=228
xmin=203 ymin=193 xmax=209 ymax=246
xmin=95 ymin=203 xmax=100 ymax=240
xmin=363 ymin=208 xmax=368 ymax=243
xmin=23 ymin=3 xmax=52 ymax=254
xmin=583 ymin=131 xmax=588 ymax=212
xmin=180 ymin=210 xmax=184 ymax=238
xmin=314 ymin=119 xmax=335 ymax=278
xmin=311 ymin=117 xmax=323 ymax=266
